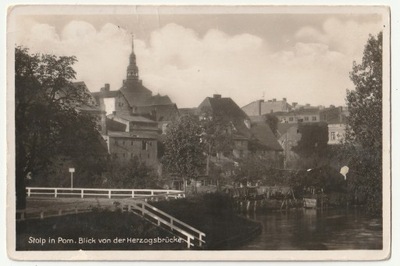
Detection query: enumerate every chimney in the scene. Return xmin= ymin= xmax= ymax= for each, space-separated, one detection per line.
xmin=272 ymin=98 xmax=276 ymax=102
xmin=213 ymin=94 xmax=221 ymax=99
xmin=104 ymin=83 xmax=110 ymax=92
xmin=283 ymin=98 xmax=287 ymax=102
xmin=257 ymin=99 xmax=263 ymax=116
xmin=306 ymin=103 xmax=310 ymax=108
xmin=292 ymin=102 xmax=298 ymax=108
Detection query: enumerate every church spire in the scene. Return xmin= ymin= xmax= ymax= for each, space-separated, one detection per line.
xmin=131 ymin=33 xmax=134 ymax=54
xmin=127 ymin=33 xmax=139 ymax=81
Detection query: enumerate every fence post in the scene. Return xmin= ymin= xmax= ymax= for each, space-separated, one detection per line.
xmin=27 ymin=188 xmax=31 ymax=197
xmin=55 ymin=189 xmax=57 ymax=198
xmin=81 ymin=189 xmax=84 ymax=198
xmin=187 ymin=236 xmax=191 ymax=249
xmin=132 ymin=190 xmax=135 ymax=198
xmin=141 ymin=203 xmax=145 ymax=216
xmin=108 ymin=190 xmax=111 ymax=199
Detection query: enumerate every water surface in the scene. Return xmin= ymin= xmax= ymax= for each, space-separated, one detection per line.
xmin=238 ymin=208 xmax=382 ymax=250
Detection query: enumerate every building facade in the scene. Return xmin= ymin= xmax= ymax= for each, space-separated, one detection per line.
xmin=274 ymin=108 xmax=321 ymax=124
xmin=242 ymin=98 xmax=292 ymax=116
xmin=106 ymin=132 xmax=158 ymax=167
xmin=91 ymin=38 xmax=179 ymax=167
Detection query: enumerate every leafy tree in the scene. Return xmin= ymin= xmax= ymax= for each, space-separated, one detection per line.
xmin=162 ymin=115 xmax=206 ymax=186
xmin=292 ymin=122 xmax=329 ymax=157
xmin=233 ymin=154 xmax=284 ymax=186
xmin=99 ymin=157 xmax=161 ymax=189
xmin=263 ymin=114 xmax=279 ymax=136
xmin=199 ymin=112 xmax=233 ymax=175
xmin=344 ymin=32 xmax=383 ymax=215
xmin=15 ymin=47 xmax=104 ymax=209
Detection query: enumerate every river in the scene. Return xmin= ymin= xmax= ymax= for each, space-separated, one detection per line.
xmin=238 ymin=207 xmax=382 ymax=250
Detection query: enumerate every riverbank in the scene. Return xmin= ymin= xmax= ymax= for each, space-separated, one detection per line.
xmin=16 ymin=193 xmax=261 ymax=250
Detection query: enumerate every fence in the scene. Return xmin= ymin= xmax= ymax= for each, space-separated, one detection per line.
xmin=16 ymin=206 xmax=92 ymax=222
xmin=125 ymin=201 xmax=206 ymax=249
xmin=26 ymin=187 xmax=185 ymax=200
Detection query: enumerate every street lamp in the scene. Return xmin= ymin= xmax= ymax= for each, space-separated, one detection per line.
xmin=69 ymin=167 xmax=75 ymax=189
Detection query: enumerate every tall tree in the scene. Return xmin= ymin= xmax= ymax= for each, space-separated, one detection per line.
xmin=15 ymin=47 xmax=103 ymax=210
xmin=292 ymin=123 xmax=329 ymax=157
xmin=345 ymin=32 xmax=383 ymax=215
xmin=162 ymin=115 xmax=206 ymax=186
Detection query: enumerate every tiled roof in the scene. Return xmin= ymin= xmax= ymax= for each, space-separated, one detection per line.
xmin=137 ymin=104 xmax=179 ymax=122
xmin=179 ymin=108 xmax=198 ymax=116
xmin=141 ymin=94 xmax=173 ymax=106
xmin=250 ymin=123 xmax=283 ymax=151
xmin=277 ymin=123 xmax=297 ymax=137
xmin=107 ymin=114 xmax=157 ymax=124
xmin=198 ymin=96 xmax=252 ymax=140
xmin=106 ymin=118 xmax=127 ymax=132
xmin=198 ymin=97 xmax=249 ymax=119
xmin=107 ymin=131 xmax=158 ymax=139
xmin=119 ymin=79 xmax=152 ymax=107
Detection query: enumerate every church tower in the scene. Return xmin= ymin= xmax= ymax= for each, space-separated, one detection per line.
xmin=126 ymin=34 xmax=139 ymax=82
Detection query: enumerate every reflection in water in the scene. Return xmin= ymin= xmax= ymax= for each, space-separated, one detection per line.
xmin=239 ymin=208 xmax=382 ymax=250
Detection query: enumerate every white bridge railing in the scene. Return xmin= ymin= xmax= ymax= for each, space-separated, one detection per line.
xmin=125 ymin=201 xmax=206 ymax=249
xmin=26 ymin=187 xmax=185 ymax=200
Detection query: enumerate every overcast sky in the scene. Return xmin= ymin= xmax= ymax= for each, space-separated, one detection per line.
xmin=13 ymin=6 xmax=384 ymax=109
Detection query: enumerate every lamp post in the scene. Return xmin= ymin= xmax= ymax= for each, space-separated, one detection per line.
xmin=69 ymin=168 xmax=75 ymax=190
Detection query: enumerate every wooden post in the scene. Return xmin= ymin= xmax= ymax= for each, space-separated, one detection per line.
xmin=55 ymin=189 xmax=57 ymax=198
xmin=81 ymin=189 xmax=84 ymax=198
xmin=108 ymin=190 xmax=111 ymax=199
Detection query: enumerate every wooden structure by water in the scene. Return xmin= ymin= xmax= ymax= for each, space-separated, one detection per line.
xmin=224 ymin=186 xmax=302 ymax=213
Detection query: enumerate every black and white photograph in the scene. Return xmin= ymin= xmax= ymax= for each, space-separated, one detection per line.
xmin=6 ymin=5 xmax=391 ymax=261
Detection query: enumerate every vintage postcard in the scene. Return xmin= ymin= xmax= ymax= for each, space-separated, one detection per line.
xmin=6 ymin=5 xmax=391 ymax=261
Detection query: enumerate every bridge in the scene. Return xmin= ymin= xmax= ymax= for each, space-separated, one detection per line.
xmin=18 ymin=187 xmax=205 ymax=248
xmin=25 ymin=186 xmax=185 ymax=200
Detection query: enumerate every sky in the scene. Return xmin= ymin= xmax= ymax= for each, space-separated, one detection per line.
xmin=12 ymin=6 xmax=385 ymax=110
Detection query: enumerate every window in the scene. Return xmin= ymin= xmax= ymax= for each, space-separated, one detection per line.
xmin=312 ymin=116 xmax=317 ymax=121
xmin=289 ymin=117 xmax=294 ymax=122
xmin=122 ymin=140 xmax=125 ymax=145
xmin=331 ymin=132 xmax=336 ymax=140
xmin=142 ymin=141 xmax=146 ymax=150
xmin=122 ymin=153 xmax=126 ymax=158
xmin=131 ymin=141 xmax=133 ymax=145
xmin=115 ymin=140 xmax=118 ymax=145
xmin=304 ymin=116 xmax=309 ymax=121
